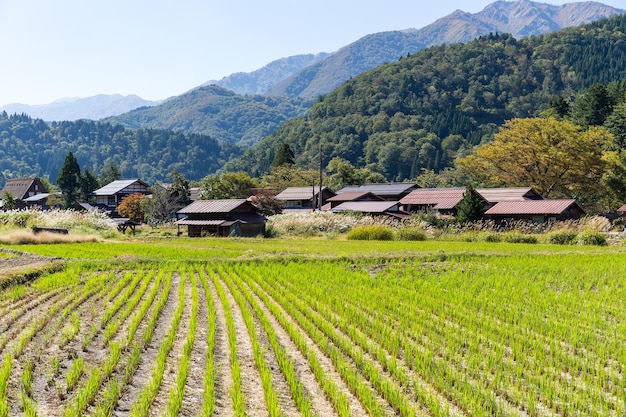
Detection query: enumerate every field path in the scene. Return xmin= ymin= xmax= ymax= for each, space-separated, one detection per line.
xmin=205 ymin=272 xmax=235 ymax=417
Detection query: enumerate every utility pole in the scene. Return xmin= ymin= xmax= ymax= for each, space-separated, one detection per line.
xmin=318 ymin=140 xmax=323 ymax=211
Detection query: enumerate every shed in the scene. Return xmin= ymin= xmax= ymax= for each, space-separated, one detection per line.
xmin=176 ymin=199 xmax=266 ymax=237
xmin=484 ymin=199 xmax=585 ymax=223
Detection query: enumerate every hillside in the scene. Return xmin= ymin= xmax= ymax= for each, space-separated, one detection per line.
xmin=267 ymin=0 xmax=623 ymax=98
xmin=223 ymin=13 xmax=626 ymax=180
xmin=0 ymin=113 xmax=240 ymax=185
xmin=0 ymin=94 xmax=157 ymax=121
xmin=104 ymin=85 xmax=313 ymax=147
xmin=204 ymin=53 xmax=331 ymax=95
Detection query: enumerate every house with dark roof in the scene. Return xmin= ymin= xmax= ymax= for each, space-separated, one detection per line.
xmin=274 ymin=186 xmax=335 ymax=212
xmin=91 ymin=179 xmax=151 ymax=216
xmin=400 ymin=187 xmax=471 ymax=216
xmin=0 ymin=177 xmax=47 ymax=209
xmin=336 ymin=183 xmax=417 ymax=201
xmin=176 ymin=199 xmax=266 ymax=237
xmin=324 ymin=191 xmax=384 ymax=210
xmin=484 ymin=199 xmax=585 ymax=223
xmin=476 ymin=187 xmax=543 ymax=206
xmin=330 ymin=201 xmax=410 ymax=219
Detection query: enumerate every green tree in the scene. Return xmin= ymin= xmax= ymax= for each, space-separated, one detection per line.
xmin=571 ymin=84 xmax=615 ymax=128
xmin=456 ymin=185 xmax=485 ymax=223
xmin=80 ymin=166 xmax=100 ymax=202
xmin=169 ymin=170 xmax=191 ymax=207
xmin=99 ymin=159 xmax=122 ymax=186
xmin=57 ymin=151 xmax=82 ymax=208
xmin=272 ymin=143 xmax=295 ymax=168
xmin=1 ymin=192 xmax=16 ymax=210
xmin=199 ymin=172 xmax=257 ymax=200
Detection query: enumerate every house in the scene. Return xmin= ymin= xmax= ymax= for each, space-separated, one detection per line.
xmin=0 ymin=177 xmax=47 ymax=209
xmin=476 ymin=187 xmax=543 ymax=206
xmin=22 ymin=192 xmax=63 ymax=209
xmin=324 ymin=191 xmax=384 ymax=210
xmin=400 ymin=187 xmax=470 ymax=216
xmin=336 ymin=183 xmax=417 ymax=201
xmin=484 ymin=199 xmax=585 ymax=223
xmin=176 ymin=199 xmax=266 ymax=237
xmin=330 ymin=201 xmax=410 ymax=219
xmin=274 ymin=186 xmax=336 ymax=212
xmin=91 ymin=179 xmax=151 ymax=216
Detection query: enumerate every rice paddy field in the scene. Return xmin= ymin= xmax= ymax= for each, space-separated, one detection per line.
xmin=0 ymin=237 xmax=625 ymax=416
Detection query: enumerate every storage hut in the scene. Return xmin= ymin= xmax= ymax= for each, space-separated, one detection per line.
xmin=176 ymin=199 xmax=266 ymax=237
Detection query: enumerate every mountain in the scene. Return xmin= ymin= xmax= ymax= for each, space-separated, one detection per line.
xmin=204 ymin=53 xmax=331 ymax=95
xmin=223 ymin=14 xmax=626 ymax=181
xmin=266 ymin=0 xmax=623 ymax=98
xmin=103 ymin=85 xmax=313 ymax=147
xmin=0 ymin=94 xmax=157 ymax=121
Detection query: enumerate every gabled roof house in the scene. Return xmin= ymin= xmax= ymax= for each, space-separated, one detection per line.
xmin=324 ymin=191 xmax=384 ymax=210
xmin=176 ymin=199 xmax=266 ymax=237
xmin=92 ymin=179 xmax=151 ymax=215
xmin=336 ymin=183 xmax=417 ymax=201
xmin=275 ymin=186 xmax=336 ymax=212
xmin=330 ymin=201 xmax=410 ymax=219
xmin=484 ymin=199 xmax=585 ymax=223
xmin=0 ymin=177 xmax=47 ymax=209
xmin=400 ymin=187 xmax=471 ymax=216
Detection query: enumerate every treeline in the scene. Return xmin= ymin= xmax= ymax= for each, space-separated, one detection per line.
xmin=224 ymin=14 xmax=626 ymax=180
xmin=0 ymin=113 xmax=241 ymax=186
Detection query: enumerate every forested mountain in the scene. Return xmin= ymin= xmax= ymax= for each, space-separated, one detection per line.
xmin=223 ymin=14 xmax=626 ymax=180
xmin=204 ymin=53 xmax=331 ymax=95
xmin=0 ymin=113 xmax=240 ymax=186
xmin=266 ymin=0 xmax=623 ymax=98
xmin=0 ymin=94 xmax=158 ymax=121
xmin=104 ymin=86 xmax=313 ymax=146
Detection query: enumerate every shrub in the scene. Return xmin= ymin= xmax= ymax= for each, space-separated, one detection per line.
xmin=575 ymin=230 xmax=607 ymax=246
xmin=503 ymin=232 xmax=538 ymax=244
xmin=542 ymin=229 xmax=578 ymax=245
xmin=396 ymin=227 xmax=427 ymax=241
xmin=346 ymin=225 xmax=395 ymax=241
xmin=482 ymin=232 xmax=502 ymax=242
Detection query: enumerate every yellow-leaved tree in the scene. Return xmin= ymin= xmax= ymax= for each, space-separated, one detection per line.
xmin=456 ymin=117 xmax=613 ymax=210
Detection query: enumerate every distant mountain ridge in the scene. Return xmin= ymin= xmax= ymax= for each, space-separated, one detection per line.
xmin=265 ymin=0 xmax=623 ymax=98
xmin=0 ymin=94 xmax=158 ymax=121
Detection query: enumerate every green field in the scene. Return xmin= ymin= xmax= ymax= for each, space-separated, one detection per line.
xmin=0 ymin=237 xmax=624 ymax=416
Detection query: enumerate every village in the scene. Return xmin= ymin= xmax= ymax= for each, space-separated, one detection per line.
xmin=1 ymin=176 xmax=612 ymax=238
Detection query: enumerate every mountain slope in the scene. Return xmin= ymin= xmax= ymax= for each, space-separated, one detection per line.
xmin=204 ymin=53 xmax=331 ymax=95
xmin=104 ymin=85 xmax=313 ymax=147
xmin=0 ymin=94 xmax=157 ymax=121
xmin=223 ymin=14 xmax=626 ymax=180
xmin=267 ymin=0 xmax=623 ymax=98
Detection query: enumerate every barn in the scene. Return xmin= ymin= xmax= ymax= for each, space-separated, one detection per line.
xmin=176 ymin=199 xmax=266 ymax=237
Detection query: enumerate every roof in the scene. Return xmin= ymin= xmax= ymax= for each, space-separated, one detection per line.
xmin=485 ymin=200 xmax=583 ymax=215
xmin=275 ymin=186 xmax=333 ymax=200
xmin=331 ymin=201 xmax=403 ymax=213
xmin=336 ymin=183 xmax=416 ymax=196
xmin=476 ymin=187 xmax=543 ymax=203
xmin=1 ymin=177 xmax=41 ymax=200
xmin=618 ymin=204 xmax=626 ymax=213
xmin=92 ymin=179 xmax=150 ymax=196
xmin=175 ymin=219 xmax=231 ymax=226
xmin=22 ymin=193 xmax=50 ymax=202
xmin=327 ymin=191 xmax=383 ymax=203
xmin=177 ymin=199 xmax=251 ymax=214
xmin=400 ymin=188 xmax=467 ymax=208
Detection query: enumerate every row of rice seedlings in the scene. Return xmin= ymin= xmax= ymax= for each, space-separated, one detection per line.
xmin=261 ymin=269 xmax=425 ymax=417
xmin=20 ymin=359 xmax=36 ymax=417
xmin=164 ymin=268 xmax=199 ymax=416
xmin=239 ymin=268 xmax=352 ymax=417
xmin=94 ymin=268 xmax=173 ymax=417
xmin=65 ymin=357 xmax=85 ymax=393
xmin=129 ymin=270 xmax=187 ymax=417
xmin=0 ymin=354 xmax=12 ymax=417
xmin=224 ymin=264 xmax=316 ymax=417
xmin=216 ymin=266 xmax=281 ymax=417
xmin=197 ymin=268 xmax=217 ymax=417
xmin=82 ymin=271 xmax=145 ymax=350
xmin=103 ymin=269 xmax=156 ymax=345
xmin=208 ymin=268 xmax=246 ymax=417
xmin=247 ymin=267 xmax=388 ymax=417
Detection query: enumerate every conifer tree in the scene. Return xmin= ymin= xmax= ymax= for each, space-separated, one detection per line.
xmin=57 ymin=151 xmax=82 ymax=208
xmin=456 ymin=184 xmax=485 ymax=223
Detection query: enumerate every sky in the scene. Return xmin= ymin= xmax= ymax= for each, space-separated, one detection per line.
xmin=0 ymin=0 xmax=624 ymax=107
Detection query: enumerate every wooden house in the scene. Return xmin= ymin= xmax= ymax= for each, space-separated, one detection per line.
xmin=323 ymin=191 xmax=384 ymax=210
xmin=0 ymin=177 xmax=47 ymax=209
xmin=484 ymin=199 xmax=585 ymax=223
xmin=400 ymin=187 xmax=471 ymax=216
xmin=336 ymin=183 xmax=417 ymax=201
xmin=274 ymin=186 xmax=335 ymax=212
xmin=91 ymin=179 xmax=151 ymax=216
xmin=176 ymin=199 xmax=266 ymax=237
xmin=476 ymin=187 xmax=543 ymax=206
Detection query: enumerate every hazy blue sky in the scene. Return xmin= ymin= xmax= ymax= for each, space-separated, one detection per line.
xmin=0 ymin=0 xmax=623 ymax=106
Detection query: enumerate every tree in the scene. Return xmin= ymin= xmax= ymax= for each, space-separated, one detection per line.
xmin=118 ymin=193 xmax=146 ymax=221
xmin=456 ymin=184 xmax=485 ymax=223
xmin=571 ymin=84 xmax=615 ymax=128
xmin=80 ymin=166 xmax=100 ymax=202
xmin=142 ymin=182 xmax=180 ymax=224
xmin=272 ymin=143 xmax=295 ymax=168
xmin=99 ymin=159 xmax=122 ymax=186
xmin=456 ymin=118 xmax=611 ymax=202
xmin=199 ymin=172 xmax=257 ymax=200
xmin=57 ymin=151 xmax=82 ymax=208
xmin=168 ymin=170 xmax=191 ymax=207
xmin=1 ymin=192 xmax=16 ymax=210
